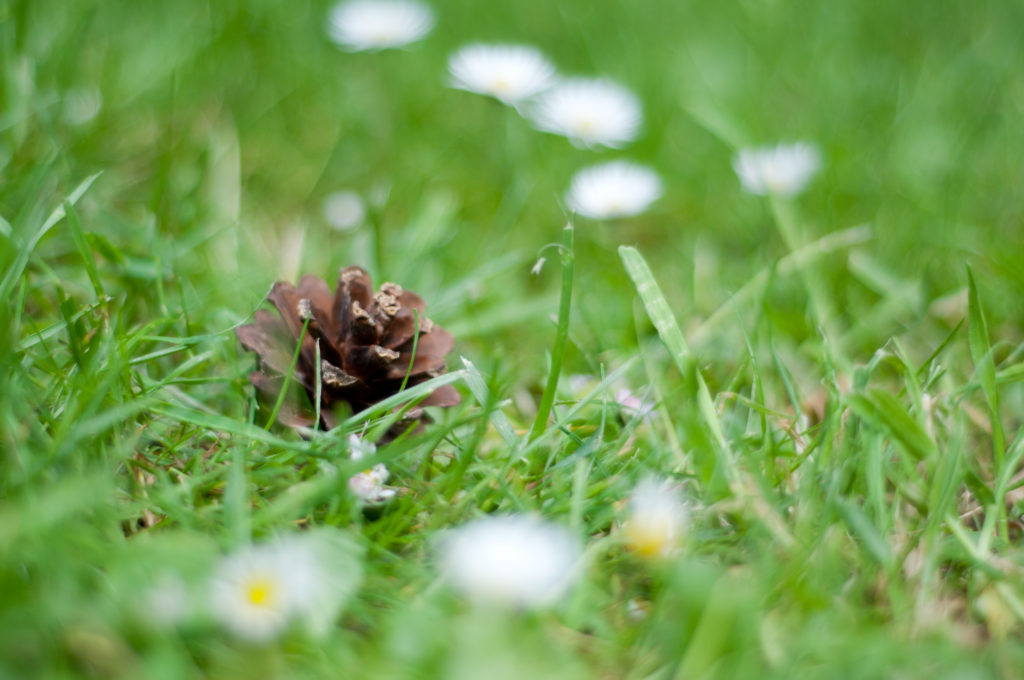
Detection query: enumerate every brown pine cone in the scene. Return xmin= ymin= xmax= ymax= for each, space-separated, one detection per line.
xmin=236 ymin=266 xmax=460 ymax=431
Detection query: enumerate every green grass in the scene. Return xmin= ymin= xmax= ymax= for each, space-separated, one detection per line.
xmin=3 ymin=0 xmax=1024 ymax=676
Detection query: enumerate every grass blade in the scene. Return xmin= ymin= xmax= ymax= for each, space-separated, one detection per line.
xmin=461 ymin=356 xmax=519 ymax=448
xmin=529 ymin=224 xmax=575 ymax=443
xmin=0 ymin=172 xmax=101 ymax=300
xmin=619 ymin=246 xmax=737 ymax=483
xmin=966 ymin=266 xmax=1004 ymax=467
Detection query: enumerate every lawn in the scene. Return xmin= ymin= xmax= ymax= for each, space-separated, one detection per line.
xmin=3 ymin=0 xmax=1024 ymax=677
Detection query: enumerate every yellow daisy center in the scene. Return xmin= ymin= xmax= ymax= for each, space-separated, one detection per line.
xmin=575 ymin=118 xmax=597 ymax=134
xmin=243 ymin=576 xmax=279 ymax=608
xmin=625 ymin=520 xmax=675 ymax=559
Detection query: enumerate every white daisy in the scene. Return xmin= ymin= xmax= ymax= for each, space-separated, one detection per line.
xmin=567 ymin=373 xmax=596 ymax=396
xmin=327 ymin=0 xmax=435 ymax=52
xmin=528 ymin=78 xmax=642 ymax=148
xmin=732 ymin=142 xmax=822 ymax=197
xmin=623 ymin=478 xmax=688 ymax=559
xmin=614 ymin=387 xmax=656 ymax=420
xmin=448 ymin=44 xmax=557 ymax=106
xmin=322 ymin=190 xmax=366 ymax=231
xmin=209 ymin=531 xmax=363 ymax=640
xmin=209 ymin=539 xmax=321 ymax=642
xmin=438 ymin=515 xmax=582 ymax=608
xmin=347 ymin=434 xmax=396 ymax=505
xmin=62 ymin=86 xmax=102 ymax=126
xmin=566 ymin=161 xmax=662 ymax=219
xmin=139 ymin=574 xmax=189 ymax=628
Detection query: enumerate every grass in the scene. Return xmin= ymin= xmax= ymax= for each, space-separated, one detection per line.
xmin=3 ymin=0 xmax=1024 ymax=676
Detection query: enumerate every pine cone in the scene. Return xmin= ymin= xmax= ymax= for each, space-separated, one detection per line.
xmin=236 ymin=266 xmax=460 ymax=431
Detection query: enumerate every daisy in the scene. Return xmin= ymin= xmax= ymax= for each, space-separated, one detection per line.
xmin=62 ymin=86 xmax=102 ymax=126
xmin=322 ymin=190 xmax=366 ymax=231
xmin=614 ymin=386 xmax=656 ymax=420
xmin=327 ymin=0 xmax=435 ymax=52
xmin=567 ymin=374 xmax=596 ymax=396
xmin=623 ymin=478 xmax=688 ymax=559
xmin=732 ymin=142 xmax=822 ymax=197
xmin=438 ymin=515 xmax=582 ymax=608
xmin=528 ymin=78 xmax=642 ymax=148
xmin=448 ymin=44 xmax=557 ymax=106
xmin=347 ymin=434 xmax=396 ymax=505
xmin=566 ymin=161 xmax=662 ymax=219
xmin=139 ymin=574 xmax=189 ymax=628
xmin=209 ymin=539 xmax=321 ymax=642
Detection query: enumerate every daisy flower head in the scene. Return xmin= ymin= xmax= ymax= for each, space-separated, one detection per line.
xmin=623 ymin=478 xmax=688 ymax=560
xmin=347 ymin=434 xmax=396 ymax=505
xmin=438 ymin=515 xmax=582 ymax=608
xmin=139 ymin=574 xmax=190 ymax=628
xmin=567 ymin=373 xmax=596 ymax=396
xmin=322 ymin=190 xmax=366 ymax=231
xmin=62 ymin=86 xmax=102 ymax=126
xmin=528 ymin=78 xmax=642 ymax=148
xmin=732 ymin=142 xmax=822 ymax=197
xmin=327 ymin=0 xmax=435 ymax=52
xmin=614 ymin=386 xmax=656 ymax=420
xmin=209 ymin=539 xmax=321 ymax=642
xmin=566 ymin=161 xmax=663 ymax=219
xmin=448 ymin=44 xmax=557 ymax=106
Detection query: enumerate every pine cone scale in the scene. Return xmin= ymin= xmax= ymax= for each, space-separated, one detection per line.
xmin=236 ymin=310 xmax=298 ymax=376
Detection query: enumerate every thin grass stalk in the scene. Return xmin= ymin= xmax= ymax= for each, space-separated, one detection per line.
xmin=529 ymin=224 xmax=575 ymax=448
xmin=264 ymin=316 xmax=310 ymax=430
xmin=768 ymin=196 xmax=849 ymax=373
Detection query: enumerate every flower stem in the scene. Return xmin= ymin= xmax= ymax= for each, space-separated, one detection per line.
xmin=529 ymin=224 xmax=575 ymax=447
xmin=768 ymin=196 xmax=848 ymax=373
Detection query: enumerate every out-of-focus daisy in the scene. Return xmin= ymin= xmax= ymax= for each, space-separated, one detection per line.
xmin=209 ymin=539 xmax=321 ymax=642
xmin=62 ymin=86 xmax=102 ymax=126
xmin=566 ymin=161 xmax=662 ymax=219
xmin=732 ymin=142 xmax=821 ymax=197
xmin=448 ymin=44 xmax=556 ymax=106
xmin=623 ymin=478 xmax=688 ymax=559
xmin=614 ymin=387 xmax=655 ymax=420
xmin=347 ymin=434 xmax=396 ymax=505
xmin=567 ymin=374 xmax=596 ymax=396
xmin=327 ymin=0 xmax=435 ymax=52
xmin=139 ymin=574 xmax=189 ymax=628
xmin=528 ymin=78 xmax=642 ymax=148
xmin=209 ymin=532 xmax=362 ymax=640
xmin=322 ymin=190 xmax=366 ymax=231
xmin=438 ymin=515 xmax=582 ymax=608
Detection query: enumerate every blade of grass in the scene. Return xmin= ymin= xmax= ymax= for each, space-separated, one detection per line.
xmin=529 ymin=223 xmax=574 ymax=444
xmin=63 ymin=200 xmax=105 ymax=300
xmin=966 ymin=266 xmax=1005 ymax=467
xmin=845 ymin=388 xmax=937 ymax=461
xmin=461 ymin=356 xmax=519 ymax=449
xmin=264 ymin=316 xmax=310 ymax=430
xmin=0 ymin=172 xmax=101 ymax=301
xmin=619 ymin=245 xmax=737 ymax=483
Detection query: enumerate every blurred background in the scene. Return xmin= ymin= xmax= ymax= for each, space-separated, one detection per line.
xmin=5 ymin=0 xmax=1024 ymax=371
